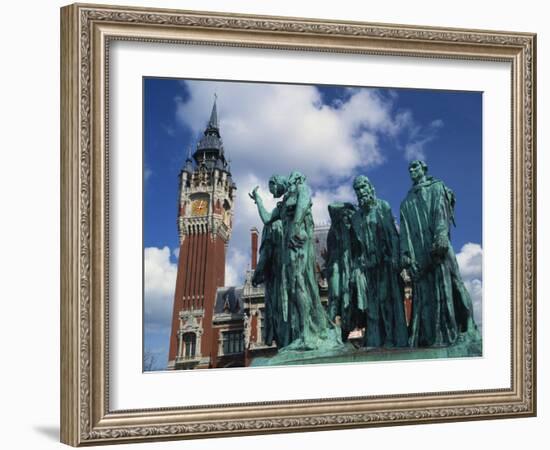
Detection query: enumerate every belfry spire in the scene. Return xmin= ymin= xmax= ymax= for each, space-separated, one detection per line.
xmin=193 ymin=95 xmax=227 ymax=169
xmin=208 ymin=93 xmax=219 ymax=130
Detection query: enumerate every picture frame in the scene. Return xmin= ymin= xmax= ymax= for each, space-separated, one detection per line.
xmin=60 ymin=2 xmax=536 ymax=446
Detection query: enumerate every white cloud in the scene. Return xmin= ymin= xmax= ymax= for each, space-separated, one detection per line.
xmin=456 ymin=242 xmax=482 ymax=279
xmin=144 ymin=246 xmax=177 ymax=333
xmin=175 ymin=81 xmax=433 ymax=185
xmin=456 ymin=242 xmax=483 ymax=327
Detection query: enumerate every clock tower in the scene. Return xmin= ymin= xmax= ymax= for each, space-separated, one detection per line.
xmin=168 ymin=98 xmax=236 ymax=370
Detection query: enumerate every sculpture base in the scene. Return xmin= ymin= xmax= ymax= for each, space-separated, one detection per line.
xmin=250 ymin=333 xmax=482 ymax=367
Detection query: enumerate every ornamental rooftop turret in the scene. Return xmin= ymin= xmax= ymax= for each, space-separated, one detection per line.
xmin=193 ymin=96 xmax=229 ymax=172
xmin=183 ymin=146 xmax=194 ymax=173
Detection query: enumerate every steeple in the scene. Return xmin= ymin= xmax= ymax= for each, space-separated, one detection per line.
xmin=207 ymin=94 xmax=219 ymax=132
xmin=193 ymin=95 xmax=227 ymax=170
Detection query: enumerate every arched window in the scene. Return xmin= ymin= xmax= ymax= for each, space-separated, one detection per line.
xmin=183 ymin=332 xmax=196 ymax=359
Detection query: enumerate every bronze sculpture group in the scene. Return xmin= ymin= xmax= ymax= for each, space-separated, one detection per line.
xmin=249 ymin=160 xmax=479 ymax=354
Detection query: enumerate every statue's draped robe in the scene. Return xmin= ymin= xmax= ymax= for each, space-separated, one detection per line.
xmin=255 ymin=218 xmax=290 ymax=348
xmin=279 ymin=183 xmax=342 ymax=351
xmin=351 ymin=199 xmax=408 ymax=348
xmin=326 ymin=204 xmax=362 ymax=341
xmin=400 ymin=177 xmax=477 ymax=347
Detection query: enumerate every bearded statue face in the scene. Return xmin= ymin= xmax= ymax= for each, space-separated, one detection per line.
xmin=353 ymin=177 xmax=376 ymax=211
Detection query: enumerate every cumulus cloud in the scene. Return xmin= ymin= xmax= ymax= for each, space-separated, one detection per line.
xmin=456 ymin=242 xmax=483 ymax=327
xmin=175 ymin=81 xmax=436 ymax=185
xmin=456 ymin=242 xmax=482 ymax=279
xmin=144 ymin=246 xmax=177 ymax=333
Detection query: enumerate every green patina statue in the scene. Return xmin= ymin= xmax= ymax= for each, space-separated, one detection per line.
xmin=326 ymin=202 xmax=361 ymax=342
xmin=349 ymin=176 xmax=408 ymax=348
xmin=326 ymin=177 xmax=408 ymax=349
xmin=250 ymin=171 xmax=342 ymax=352
xmin=249 ymin=175 xmax=290 ymax=348
xmin=400 ymin=160 xmax=478 ymax=347
xmin=250 ymin=164 xmax=481 ymax=367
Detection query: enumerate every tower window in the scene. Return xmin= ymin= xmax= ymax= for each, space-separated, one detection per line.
xmin=183 ymin=332 xmax=196 ymax=359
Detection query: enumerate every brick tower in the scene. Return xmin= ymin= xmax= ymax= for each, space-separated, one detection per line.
xmin=167 ymin=98 xmax=236 ymax=370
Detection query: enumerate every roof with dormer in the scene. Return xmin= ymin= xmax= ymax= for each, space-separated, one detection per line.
xmin=214 ymin=286 xmax=244 ymax=314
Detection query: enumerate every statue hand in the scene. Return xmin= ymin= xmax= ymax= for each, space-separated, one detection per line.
xmin=334 ymin=315 xmax=342 ymax=327
xmin=248 ymin=186 xmax=260 ymax=203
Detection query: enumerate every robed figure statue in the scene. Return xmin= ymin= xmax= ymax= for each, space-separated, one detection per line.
xmin=249 ymin=175 xmax=290 ymax=348
xmin=349 ymin=176 xmax=408 ymax=348
xmin=400 ymin=160 xmax=478 ymax=347
xmin=326 ymin=202 xmax=363 ymax=342
xmin=250 ymin=171 xmax=342 ymax=352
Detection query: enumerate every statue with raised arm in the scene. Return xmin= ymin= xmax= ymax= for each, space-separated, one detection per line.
xmin=350 ymin=175 xmax=408 ymax=348
xmin=400 ymin=160 xmax=478 ymax=347
xmin=250 ymin=171 xmax=342 ymax=352
xmin=249 ymin=175 xmax=290 ymax=348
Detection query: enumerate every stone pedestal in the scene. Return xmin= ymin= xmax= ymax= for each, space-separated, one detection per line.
xmin=250 ymin=334 xmax=482 ymax=367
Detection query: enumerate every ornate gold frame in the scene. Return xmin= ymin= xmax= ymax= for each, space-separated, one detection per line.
xmin=60 ymin=3 xmax=536 ymax=446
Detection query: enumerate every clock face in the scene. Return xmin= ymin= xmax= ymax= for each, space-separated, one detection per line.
xmin=191 ymin=199 xmax=208 ymax=216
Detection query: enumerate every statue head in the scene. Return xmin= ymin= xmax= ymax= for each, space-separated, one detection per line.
xmin=408 ymin=160 xmax=428 ymax=184
xmin=328 ymin=202 xmax=355 ymax=228
xmin=268 ymin=175 xmax=288 ymax=198
xmin=353 ymin=175 xmax=376 ymax=210
xmin=288 ymin=170 xmax=306 ymax=185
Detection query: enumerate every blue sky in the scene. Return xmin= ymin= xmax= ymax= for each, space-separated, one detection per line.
xmin=143 ymin=77 xmax=483 ymax=371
